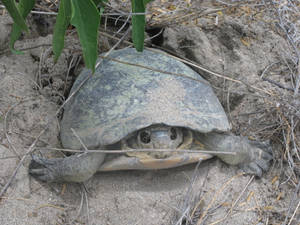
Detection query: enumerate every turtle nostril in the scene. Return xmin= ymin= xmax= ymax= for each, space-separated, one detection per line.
xmin=140 ymin=131 xmax=151 ymax=143
xmin=170 ymin=128 xmax=177 ymax=140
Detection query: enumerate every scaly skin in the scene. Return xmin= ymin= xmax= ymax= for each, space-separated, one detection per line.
xmin=30 ymin=125 xmax=184 ymax=183
xmin=30 ymin=153 xmax=105 ymax=183
xmin=29 ymin=126 xmax=272 ymax=183
xmin=196 ymin=132 xmax=272 ymax=177
xmin=29 ymin=49 xmax=272 ymax=183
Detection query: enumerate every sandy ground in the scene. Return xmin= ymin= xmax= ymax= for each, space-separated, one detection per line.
xmin=0 ymin=1 xmax=299 ymax=224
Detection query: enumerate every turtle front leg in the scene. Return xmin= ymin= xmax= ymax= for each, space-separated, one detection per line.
xmin=29 ymin=153 xmax=105 ymax=183
xmin=196 ymin=132 xmax=273 ymax=177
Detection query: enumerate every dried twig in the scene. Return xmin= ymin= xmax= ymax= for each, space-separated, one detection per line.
xmin=175 ymin=163 xmax=210 ymax=225
xmin=83 ymin=185 xmax=90 ymax=225
xmin=70 ymin=128 xmax=88 ymax=152
xmin=270 ymin=0 xmax=300 ymax=95
xmin=0 ymin=148 xmax=235 ymax=160
xmin=34 ymin=147 xmax=236 ymax=155
xmin=196 ymin=173 xmax=245 ymax=225
xmin=68 ymin=185 xmax=85 ymax=224
xmin=209 ymin=175 xmax=255 ymax=225
xmin=4 ymin=101 xmax=23 ymax=159
xmin=174 ymin=161 xmax=204 ymax=225
xmin=282 ymin=180 xmax=300 ymax=225
xmin=287 ymin=197 xmax=300 ymax=225
xmin=98 ymin=31 xmax=273 ymax=96
xmin=0 ymin=118 xmax=50 ymax=197
xmin=0 ymin=26 xmax=131 ymax=199
xmin=99 ymin=55 xmax=211 ymax=85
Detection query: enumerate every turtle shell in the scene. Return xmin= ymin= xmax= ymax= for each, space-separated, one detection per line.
xmin=60 ymin=48 xmax=230 ymax=149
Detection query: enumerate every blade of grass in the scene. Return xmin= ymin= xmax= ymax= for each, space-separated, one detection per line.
xmin=70 ymin=0 xmax=100 ymax=72
xmin=1 ymin=0 xmax=28 ymax=32
xmin=131 ymin=0 xmax=152 ymax=51
xmin=52 ymin=0 xmax=72 ymax=62
xmin=9 ymin=0 xmax=35 ymax=54
xmin=92 ymin=0 xmax=108 ymax=8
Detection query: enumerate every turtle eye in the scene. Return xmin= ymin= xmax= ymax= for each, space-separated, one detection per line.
xmin=140 ymin=131 xmax=151 ymax=143
xmin=170 ymin=128 xmax=177 ymax=140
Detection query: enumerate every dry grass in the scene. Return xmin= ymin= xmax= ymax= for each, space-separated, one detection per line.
xmin=0 ymin=0 xmax=300 ymax=224
xmin=137 ymin=0 xmax=300 ymax=224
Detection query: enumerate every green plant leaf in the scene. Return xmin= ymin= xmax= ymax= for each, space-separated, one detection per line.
xmin=70 ymin=0 xmax=100 ymax=72
xmin=1 ymin=0 xmax=28 ymax=32
xmin=143 ymin=0 xmax=152 ymax=4
xmin=53 ymin=0 xmax=71 ymax=62
xmin=131 ymin=0 xmax=145 ymax=52
xmin=8 ymin=0 xmax=35 ymax=54
xmin=92 ymin=0 xmax=108 ymax=7
xmin=131 ymin=0 xmax=152 ymax=52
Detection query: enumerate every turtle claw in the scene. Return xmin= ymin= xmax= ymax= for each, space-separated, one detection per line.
xmin=239 ymin=141 xmax=273 ymax=177
xmin=29 ymin=156 xmax=65 ymax=182
xmin=240 ymin=162 xmax=264 ymax=177
xmin=29 ymin=169 xmax=55 ymax=182
xmin=29 ymin=153 xmax=105 ymax=183
xmin=31 ymin=155 xmax=57 ymax=166
xmin=255 ymin=158 xmax=270 ymax=171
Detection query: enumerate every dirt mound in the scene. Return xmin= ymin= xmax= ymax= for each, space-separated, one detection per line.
xmin=0 ymin=1 xmax=299 ymax=224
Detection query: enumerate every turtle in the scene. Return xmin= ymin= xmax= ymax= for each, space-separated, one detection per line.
xmin=29 ymin=48 xmax=272 ymax=183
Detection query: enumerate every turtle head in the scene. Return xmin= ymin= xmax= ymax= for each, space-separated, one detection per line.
xmin=136 ymin=125 xmax=183 ymax=149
